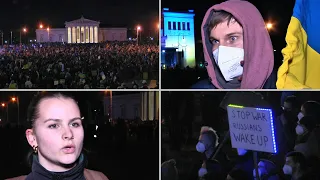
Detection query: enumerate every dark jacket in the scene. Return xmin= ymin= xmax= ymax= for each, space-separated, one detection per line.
xmin=191 ymin=69 xmax=277 ymax=89
xmin=5 ymin=169 xmax=109 ymax=180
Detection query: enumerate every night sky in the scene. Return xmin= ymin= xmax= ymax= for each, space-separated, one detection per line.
xmin=0 ymin=91 xmax=141 ymax=125
xmin=162 ymin=0 xmax=296 ymax=66
xmin=0 ymin=0 xmax=159 ymax=39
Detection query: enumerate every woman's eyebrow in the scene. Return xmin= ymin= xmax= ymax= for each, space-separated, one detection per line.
xmin=43 ymin=117 xmax=82 ymax=123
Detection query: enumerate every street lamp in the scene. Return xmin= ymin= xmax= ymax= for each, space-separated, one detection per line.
xmin=11 ymin=97 xmax=19 ymax=126
xmin=266 ymin=23 xmax=273 ymax=30
xmin=20 ymin=27 xmax=27 ymax=47
xmin=137 ymin=26 xmax=141 ymax=45
xmin=1 ymin=102 xmax=8 ymax=123
xmin=47 ymin=27 xmax=50 ymax=42
xmin=39 ymin=24 xmax=43 ymax=29
xmin=156 ymin=23 xmax=160 ymax=41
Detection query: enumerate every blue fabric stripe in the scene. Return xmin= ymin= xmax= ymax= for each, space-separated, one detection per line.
xmin=292 ymin=0 xmax=320 ymax=53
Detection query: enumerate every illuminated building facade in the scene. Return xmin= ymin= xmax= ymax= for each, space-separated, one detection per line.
xmin=103 ymin=92 xmax=159 ymax=121
xmin=36 ymin=16 xmax=127 ymax=43
xmin=161 ymin=8 xmax=195 ymax=68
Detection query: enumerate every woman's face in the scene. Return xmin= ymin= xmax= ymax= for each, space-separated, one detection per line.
xmin=26 ymin=97 xmax=84 ymax=172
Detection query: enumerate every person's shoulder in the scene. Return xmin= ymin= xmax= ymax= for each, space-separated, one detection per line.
xmin=5 ymin=175 xmax=27 ymax=180
xmin=191 ymin=79 xmax=216 ymax=89
xmin=263 ymin=68 xmax=277 ymax=89
xmin=84 ymin=168 xmax=109 ymax=180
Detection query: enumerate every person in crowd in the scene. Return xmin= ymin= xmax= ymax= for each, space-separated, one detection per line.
xmin=161 ymin=159 xmax=179 ymax=180
xmin=226 ymin=168 xmax=250 ymax=180
xmin=228 ymin=148 xmax=254 ymax=180
xmin=6 ymin=92 xmax=108 ymax=180
xmin=283 ymin=151 xmax=314 ymax=180
xmin=298 ymin=101 xmax=320 ymax=125
xmin=252 ymin=159 xmax=280 ymax=180
xmin=294 ymin=116 xmax=320 ymax=159
xmin=0 ymin=42 xmax=158 ymax=89
xmin=272 ymin=95 xmax=299 ymax=168
xmin=281 ymin=95 xmax=300 ymax=141
xmin=192 ymin=0 xmax=275 ymax=89
xmin=196 ymin=126 xmax=226 ymax=180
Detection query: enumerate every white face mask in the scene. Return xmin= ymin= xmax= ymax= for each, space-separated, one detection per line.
xmin=198 ymin=167 xmax=208 ymax=177
xmin=297 ymin=112 xmax=304 ymax=121
xmin=295 ymin=125 xmax=305 ymax=135
xmin=212 ymin=46 xmax=244 ymax=81
xmin=283 ymin=164 xmax=293 ymax=175
xmin=196 ymin=142 xmax=206 ymax=153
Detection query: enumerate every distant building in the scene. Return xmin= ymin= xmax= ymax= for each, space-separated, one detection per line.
xmin=103 ymin=92 xmax=159 ymax=121
xmin=36 ymin=16 xmax=127 ymax=43
xmin=161 ymin=8 xmax=195 ymax=68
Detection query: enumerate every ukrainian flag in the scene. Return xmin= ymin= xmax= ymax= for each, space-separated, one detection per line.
xmin=277 ymin=0 xmax=320 ymax=89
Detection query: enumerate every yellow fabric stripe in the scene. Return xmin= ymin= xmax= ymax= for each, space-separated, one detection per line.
xmin=277 ymin=17 xmax=309 ymax=89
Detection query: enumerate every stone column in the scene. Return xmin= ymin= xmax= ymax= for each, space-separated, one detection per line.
xmin=67 ymin=27 xmax=71 ymax=43
xmin=90 ymin=26 xmax=94 ymax=43
xmin=94 ymin=26 xmax=98 ymax=43
xmin=77 ymin=26 xmax=80 ymax=43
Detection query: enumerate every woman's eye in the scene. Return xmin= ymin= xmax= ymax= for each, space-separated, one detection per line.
xmin=71 ymin=122 xmax=80 ymax=127
xmin=48 ymin=124 xmax=58 ymax=129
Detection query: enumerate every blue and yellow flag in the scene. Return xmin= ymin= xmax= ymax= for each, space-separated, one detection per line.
xmin=277 ymin=0 xmax=320 ymax=89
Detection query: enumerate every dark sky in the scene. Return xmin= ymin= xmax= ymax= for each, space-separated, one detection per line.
xmin=0 ymin=0 xmax=159 ymax=38
xmin=0 ymin=91 xmax=141 ymax=125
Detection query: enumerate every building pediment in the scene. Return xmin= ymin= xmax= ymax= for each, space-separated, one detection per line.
xmin=65 ymin=16 xmax=100 ymax=27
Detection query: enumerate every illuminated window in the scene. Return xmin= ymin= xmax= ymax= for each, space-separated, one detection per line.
xmin=182 ymin=22 xmax=186 ymax=30
xmin=173 ymin=22 xmax=176 ymax=30
xmin=168 ymin=21 xmax=171 ymax=30
xmin=187 ymin=22 xmax=190 ymax=31
xmin=178 ymin=22 xmax=181 ymax=30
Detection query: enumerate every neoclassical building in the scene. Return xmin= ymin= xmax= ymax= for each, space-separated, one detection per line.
xmin=161 ymin=8 xmax=195 ymax=68
xmin=103 ymin=92 xmax=159 ymax=122
xmin=36 ymin=16 xmax=127 ymax=43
